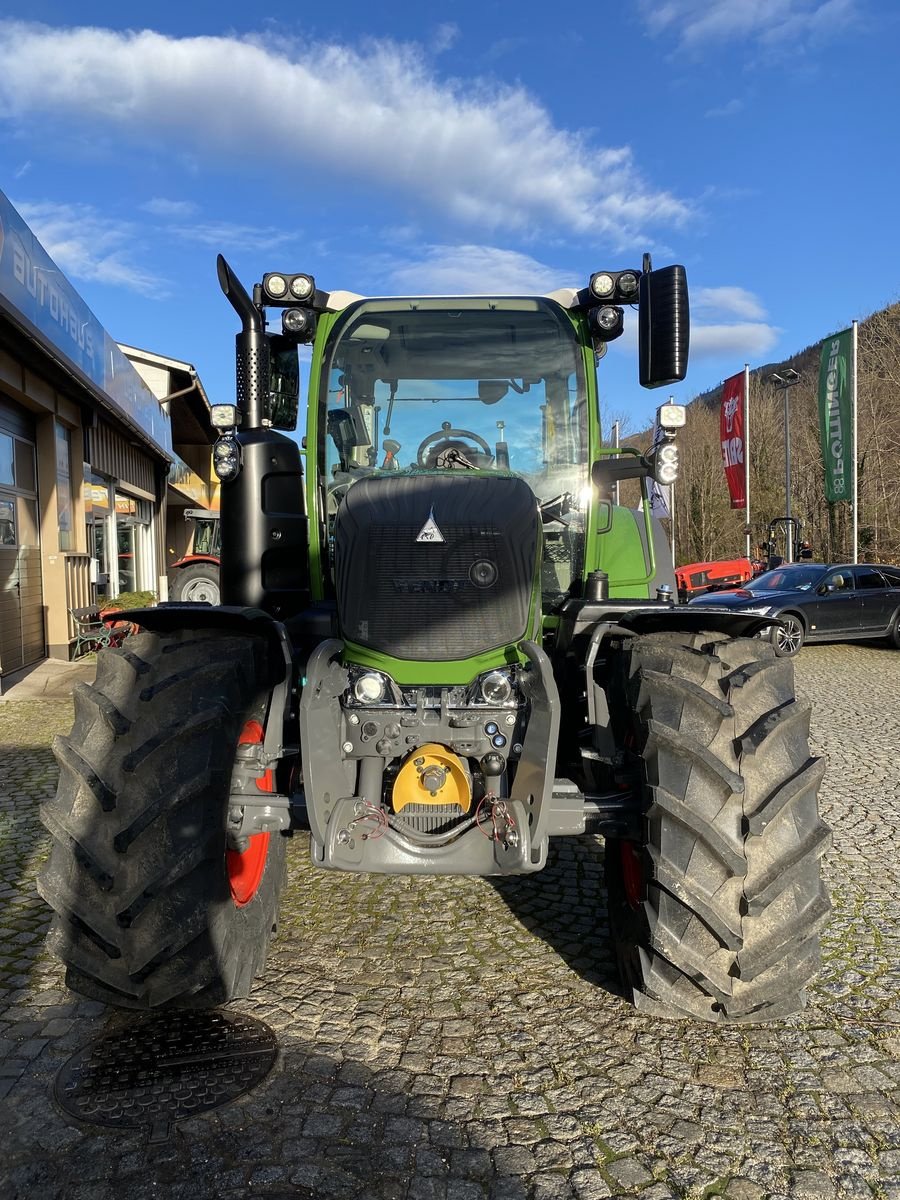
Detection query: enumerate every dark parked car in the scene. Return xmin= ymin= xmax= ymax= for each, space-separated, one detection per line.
xmin=689 ymin=561 xmax=900 ymax=656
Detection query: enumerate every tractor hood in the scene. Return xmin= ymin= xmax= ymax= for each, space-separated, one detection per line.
xmin=332 ymin=473 xmax=540 ymax=661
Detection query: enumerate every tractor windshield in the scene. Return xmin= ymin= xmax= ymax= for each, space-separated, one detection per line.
xmin=320 ymin=297 xmax=590 ymax=603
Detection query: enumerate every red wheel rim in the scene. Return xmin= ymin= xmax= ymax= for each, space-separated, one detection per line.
xmin=620 ymin=840 xmax=644 ymax=910
xmin=227 ymin=719 xmax=273 ymax=907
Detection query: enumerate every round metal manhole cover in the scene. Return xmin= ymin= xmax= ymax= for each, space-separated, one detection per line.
xmin=54 ymin=1009 xmax=278 ymax=1141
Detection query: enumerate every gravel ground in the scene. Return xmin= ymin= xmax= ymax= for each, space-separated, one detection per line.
xmin=1 ymin=641 xmax=898 ymax=1200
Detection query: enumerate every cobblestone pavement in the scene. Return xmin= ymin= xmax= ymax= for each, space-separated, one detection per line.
xmin=1 ymin=643 xmax=898 ymax=1200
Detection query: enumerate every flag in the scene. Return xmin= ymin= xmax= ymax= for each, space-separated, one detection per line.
xmin=818 ymin=329 xmax=853 ymax=502
xmin=720 ymin=372 xmax=746 ymax=509
xmin=646 ymin=413 xmax=670 ymax=518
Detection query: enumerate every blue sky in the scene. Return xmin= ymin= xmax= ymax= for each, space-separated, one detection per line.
xmin=0 ymin=0 xmax=897 ymax=433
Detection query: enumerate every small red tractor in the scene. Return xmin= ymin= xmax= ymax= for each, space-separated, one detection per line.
xmin=168 ymin=508 xmax=221 ymax=604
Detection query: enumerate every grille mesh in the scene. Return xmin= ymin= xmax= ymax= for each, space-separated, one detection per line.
xmin=334 ymin=474 xmax=539 ymax=661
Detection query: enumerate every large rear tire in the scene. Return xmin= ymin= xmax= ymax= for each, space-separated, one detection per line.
xmin=38 ymin=629 xmax=287 ymax=1010
xmin=605 ymin=630 xmax=831 ymax=1023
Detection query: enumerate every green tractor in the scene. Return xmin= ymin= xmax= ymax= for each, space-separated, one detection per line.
xmin=39 ymin=257 xmax=830 ymax=1022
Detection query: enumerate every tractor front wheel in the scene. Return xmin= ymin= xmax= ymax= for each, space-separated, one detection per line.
xmin=38 ymin=629 xmax=287 ymax=1010
xmin=605 ymin=629 xmax=831 ymax=1023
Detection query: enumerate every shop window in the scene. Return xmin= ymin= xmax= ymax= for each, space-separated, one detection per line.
xmin=0 ymin=434 xmax=13 ymax=487
xmin=115 ymin=493 xmax=154 ymax=595
xmin=56 ymin=423 xmax=74 ymax=551
xmin=0 ymin=494 xmax=15 ymax=545
xmin=85 ymin=474 xmax=112 ymax=591
xmin=14 ymin=441 xmax=35 ymax=492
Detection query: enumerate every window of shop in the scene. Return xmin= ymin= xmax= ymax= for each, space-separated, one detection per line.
xmin=84 ymin=473 xmax=112 ymax=592
xmin=56 ymin=423 xmax=74 ymax=551
xmin=0 ymin=432 xmax=38 ymax=542
xmin=114 ymin=491 xmax=154 ymax=595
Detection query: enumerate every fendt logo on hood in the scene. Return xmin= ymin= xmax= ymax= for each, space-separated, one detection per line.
xmin=416 ymin=507 xmax=445 ymax=543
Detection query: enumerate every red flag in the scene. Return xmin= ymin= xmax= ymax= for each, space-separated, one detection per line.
xmin=720 ymin=372 xmax=746 ymax=509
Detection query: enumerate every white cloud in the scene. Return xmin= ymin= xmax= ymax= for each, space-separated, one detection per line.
xmin=639 ymin=0 xmax=858 ymax=52
xmin=13 ymin=159 xmax=31 ymax=179
xmin=694 ymin=286 xmax=767 ymax=321
xmin=0 ymin=21 xmax=691 ymax=245
xmin=141 ymin=197 xmax=198 ymax=217
xmin=167 ymin=221 xmax=297 ymax=252
xmin=685 ymin=286 xmax=778 ymax=357
xmin=431 ymin=22 xmax=460 ymax=54
xmin=691 ymin=321 xmax=781 ymax=358
xmin=387 ymin=245 xmax=565 ymax=294
xmin=705 ymin=98 xmax=743 ymax=118
xmin=13 ymin=200 xmax=167 ymax=297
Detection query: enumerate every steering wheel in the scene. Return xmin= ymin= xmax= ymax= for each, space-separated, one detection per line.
xmin=416 ymin=422 xmax=493 ymax=467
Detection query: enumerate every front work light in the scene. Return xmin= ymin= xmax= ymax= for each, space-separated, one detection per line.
xmin=589 ymin=269 xmax=642 ymax=303
xmin=657 ymin=403 xmax=686 ymax=432
xmin=589 ymin=272 xmax=615 ymax=299
xmin=617 ymin=271 xmax=639 ymax=298
xmin=213 ymin=436 xmax=241 ymax=481
xmin=289 ymin=274 xmax=315 ymax=300
xmin=210 ymin=403 xmax=239 ymax=430
xmin=654 ymin=441 xmax=679 ymax=485
xmin=263 ymin=272 xmax=317 ymax=306
xmin=263 ymin=273 xmax=288 ymax=301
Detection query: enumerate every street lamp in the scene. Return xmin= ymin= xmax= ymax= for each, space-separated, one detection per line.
xmin=769 ymin=369 xmax=801 ymax=561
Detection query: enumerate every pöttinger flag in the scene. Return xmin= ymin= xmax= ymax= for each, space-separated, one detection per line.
xmin=818 ymin=329 xmax=853 ymax=502
xmin=720 ymin=372 xmax=746 ymax=509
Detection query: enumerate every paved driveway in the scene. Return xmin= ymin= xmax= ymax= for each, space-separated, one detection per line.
xmin=1 ymin=643 xmax=898 ymax=1200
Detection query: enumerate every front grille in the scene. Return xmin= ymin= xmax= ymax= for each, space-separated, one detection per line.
xmin=334 ymin=474 xmax=540 ymax=661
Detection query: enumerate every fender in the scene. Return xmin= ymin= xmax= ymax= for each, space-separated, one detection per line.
xmin=107 ymin=604 xmax=294 ymax=765
xmin=170 ymin=554 xmax=221 ymax=569
xmin=555 ymin=596 xmax=779 ymax=655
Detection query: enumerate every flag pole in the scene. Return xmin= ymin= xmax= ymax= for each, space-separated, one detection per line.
xmin=852 ymin=320 xmax=858 ymax=563
xmin=669 ymin=394 xmax=676 ymax=568
xmin=743 ymin=363 xmax=750 ymax=560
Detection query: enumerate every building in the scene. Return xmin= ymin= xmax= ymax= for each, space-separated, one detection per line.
xmin=120 ymin=344 xmax=217 ymax=568
xmin=0 ymin=189 xmax=212 ymax=687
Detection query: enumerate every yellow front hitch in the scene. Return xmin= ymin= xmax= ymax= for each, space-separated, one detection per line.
xmin=392 ymin=743 xmax=472 ymax=813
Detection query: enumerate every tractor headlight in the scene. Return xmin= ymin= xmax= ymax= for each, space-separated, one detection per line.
xmin=282 ymin=307 xmax=317 ymax=341
xmin=595 ymin=305 xmax=621 ymax=331
xmin=353 ymin=672 xmax=387 ymax=704
xmin=590 ymin=305 xmax=625 ymax=343
xmin=654 ymin=441 xmax=679 ymax=485
xmin=213 ymin=436 xmax=241 ymax=481
xmin=480 ymin=671 xmax=513 ymax=705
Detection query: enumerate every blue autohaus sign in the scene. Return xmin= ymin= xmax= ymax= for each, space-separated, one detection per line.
xmin=0 ymin=189 xmax=173 ymax=458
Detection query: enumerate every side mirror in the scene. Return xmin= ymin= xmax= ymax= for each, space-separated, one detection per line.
xmin=639 ymin=265 xmax=689 ymax=389
xmin=478 ymin=380 xmax=509 ymax=404
xmin=265 ymin=335 xmax=300 ymax=430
